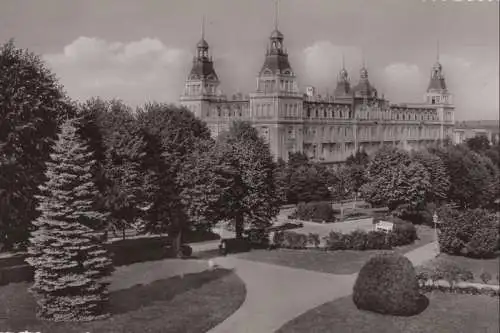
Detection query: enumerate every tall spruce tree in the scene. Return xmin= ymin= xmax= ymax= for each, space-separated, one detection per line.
xmin=26 ymin=119 xmax=113 ymax=322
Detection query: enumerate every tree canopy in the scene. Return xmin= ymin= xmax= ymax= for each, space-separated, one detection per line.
xmin=0 ymin=40 xmax=74 ymax=250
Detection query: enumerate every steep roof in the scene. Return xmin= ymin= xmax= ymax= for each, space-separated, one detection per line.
xmin=189 ymin=59 xmax=218 ymax=80
xmin=260 ymin=53 xmax=293 ymax=75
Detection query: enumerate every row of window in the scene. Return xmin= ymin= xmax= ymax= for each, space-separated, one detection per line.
xmin=300 ymin=125 xmax=442 ymax=141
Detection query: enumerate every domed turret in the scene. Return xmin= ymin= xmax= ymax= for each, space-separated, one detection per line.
xmin=197 ymin=38 xmax=209 ymax=49
xmin=270 ymin=29 xmax=284 ymax=40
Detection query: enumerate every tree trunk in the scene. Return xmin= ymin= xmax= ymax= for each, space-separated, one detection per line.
xmin=235 ymin=215 xmax=244 ymax=239
xmin=172 ymin=229 xmax=183 ymax=257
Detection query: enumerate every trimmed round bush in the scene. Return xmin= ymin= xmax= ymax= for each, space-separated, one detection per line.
xmin=352 ymin=252 xmax=424 ymax=316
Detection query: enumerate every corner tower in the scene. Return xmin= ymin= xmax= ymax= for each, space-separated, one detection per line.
xmin=424 ymin=42 xmax=455 ymax=142
xmin=425 ymin=43 xmax=452 ymax=105
xmin=334 ymin=55 xmax=351 ymax=97
xmin=249 ymin=0 xmax=303 ymax=161
xmin=180 ymin=17 xmax=220 ymax=118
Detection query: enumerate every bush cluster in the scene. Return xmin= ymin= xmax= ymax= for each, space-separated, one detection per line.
xmin=324 ymin=230 xmax=391 ymax=251
xmin=353 ymin=252 xmax=424 ymax=316
xmin=290 ymin=201 xmax=336 ymax=223
xmin=415 ymin=264 xmax=499 ymax=297
xmin=273 ymin=231 xmax=309 ymax=249
xmin=437 ymin=207 xmax=499 ymax=258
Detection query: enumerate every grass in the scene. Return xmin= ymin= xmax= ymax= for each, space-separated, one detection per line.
xmin=237 ymin=225 xmax=436 ymax=275
xmin=423 ymin=252 xmax=500 ymax=284
xmin=0 ymin=268 xmax=246 ymax=333
xmin=277 ymin=291 xmax=499 ymax=333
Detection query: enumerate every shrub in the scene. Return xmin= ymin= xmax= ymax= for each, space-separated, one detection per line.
xmin=245 ymin=228 xmax=269 ymax=248
xmin=294 ymin=201 xmax=336 ymax=223
xmin=480 ymin=271 xmax=492 ymax=284
xmin=365 ymin=231 xmax=391 ymax=250
xmin=438 ymin=207 xmax=499 ymax=258
xmin=324 ymin=231 xmax=345 ymax=250
xmin=352 ymin=252 xmax=424 ymax=316
xmin=283 ymin=231 xmax=308 ymax=249
xmin=348 ymin=230 xmax=368 ymax=250
xmin=273 ymin=231 xmax=308 ymax=249
xmin=307 ymin=233 xmax=321 ymax=248
xmin=219 ymin=238 xmax=251 ymax=255
xmin=179 ymin=244 xmax=193 ymax=258
xmin=387 ymin=217 xmax=417 ymax=246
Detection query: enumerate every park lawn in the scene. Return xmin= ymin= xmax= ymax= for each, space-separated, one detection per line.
xmin=237 ymin=225 xmax=435 ymax=275
xmin=277 ymin=291 xmax=500 ymax=333
xmin=423 ymin=252 xmax=500 ymax=284
xmin=0 ymin=268 xmax=246 ymax=333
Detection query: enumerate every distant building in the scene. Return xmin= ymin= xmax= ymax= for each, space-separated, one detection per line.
xmin=453 ymin=120 xmax=500 ymax=145
xmin=180 ymin=18 xmax=455 ymax=164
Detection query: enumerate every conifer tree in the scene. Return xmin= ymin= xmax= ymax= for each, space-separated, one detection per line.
xmin=26 ymin=119 xmax=113 ymax=322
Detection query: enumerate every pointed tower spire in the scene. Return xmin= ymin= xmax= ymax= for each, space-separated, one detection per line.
xmin=202 ymin=14 xmax=206 ymax=40
xmin=274 ymin=0 xmax=280 ymax=30
xmin=436 ymin=39 xmax=440 ymax=62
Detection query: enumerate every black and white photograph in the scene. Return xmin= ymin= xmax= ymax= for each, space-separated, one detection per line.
xmin=0 ymin=0 xmax=499 ymax=332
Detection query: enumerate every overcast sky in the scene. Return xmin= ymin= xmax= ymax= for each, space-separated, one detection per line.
xmin=1 ymin=0 xmax=498 ymax=120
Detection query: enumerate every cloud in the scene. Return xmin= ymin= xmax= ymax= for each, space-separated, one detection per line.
xmin=382 ymin=63 xmax=426 ymax=103
xmin=44 ymin=37 xmax=191 ymax=106
xmin=300 ymin=41 xmax=361 ymax=89
xmin=440 ymin=54 xmax=499 ymax=117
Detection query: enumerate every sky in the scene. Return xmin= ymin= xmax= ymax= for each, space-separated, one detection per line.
xmin=1 ymin=0 xmax=498 ymax=120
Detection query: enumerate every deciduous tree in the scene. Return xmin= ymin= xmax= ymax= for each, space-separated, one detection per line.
xmin=0 ymin=40 xmax=73 ymax=250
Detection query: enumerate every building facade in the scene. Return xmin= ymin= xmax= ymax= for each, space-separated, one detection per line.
xmin=453 ymin=120 xmax=500 ymax=145
xmin=180 ymin=25 xmax=455 ymax=164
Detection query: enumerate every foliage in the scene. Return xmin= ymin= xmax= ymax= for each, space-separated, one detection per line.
xmin=347 ymin=230 xmax=368 ymax=250
xmin=365 ymin=230 xmax=391 ymax=249
xmin=0 ymin=40 xmax=73 ymax=250
xmin=344 ymin=149 xmax=370 ymax=196
xmin=323 ymin=229 xmax=392 ymax=251
xmin=361 ymin=147 xmax=432 ymax=213
xmin=137 ymin=103 xmax=212 ymax=250
xmin=346 ymin=149 xmax=370 ymax=167
xmin=480 ymin=271 xmax=492 ymax=284
xmin=276 ymin=152 xmax=331 ymax=204
xmin=386 ymin=217 xmax=418 ymax=246
xmin=352 ymin=252 xmax=423 ymax=316
xmin=78 ymin=99 xmax=157 ymax=236
xmin=465 ymin=135 xmax=491 ymax=153
xmin=410 ymin=150 xmax=450 ymax=203
xmin=181 ymin=121 xmax=280 ymax=239
xmin=273 ymin=231 xmax=308 ymax=249
xmin=25 ymin=119 xmax=113 ymax=321
xmin=430 ymin=145 xmax=499 ymax=209
xmin=437 ymin=207 xmax=499 ymax=258
xmin=307 ymin=233 xmax=321 ymax=248
xmin=292 ymin=201 xmax=336 ymax=223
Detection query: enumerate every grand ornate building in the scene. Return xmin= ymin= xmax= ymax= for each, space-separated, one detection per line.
xmin=180 ymin=21 xmax=455 ymax=164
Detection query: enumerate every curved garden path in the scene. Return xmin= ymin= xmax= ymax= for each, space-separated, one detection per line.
xmin=207 ymin=241 xmax=438 ymax=333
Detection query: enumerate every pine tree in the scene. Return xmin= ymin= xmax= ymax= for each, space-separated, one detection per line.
xmin=26 ymin=119 xmax=113 ymax=322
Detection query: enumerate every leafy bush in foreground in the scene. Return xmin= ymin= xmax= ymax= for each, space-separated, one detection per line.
xmin=353 ymin=252 xmax=424 ymax=316
xmin=437 ymin=207 xmax=499 ymax=258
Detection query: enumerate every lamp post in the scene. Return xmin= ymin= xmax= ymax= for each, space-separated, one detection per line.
xmin=433 ymin=212 xmax=440 ymax=256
